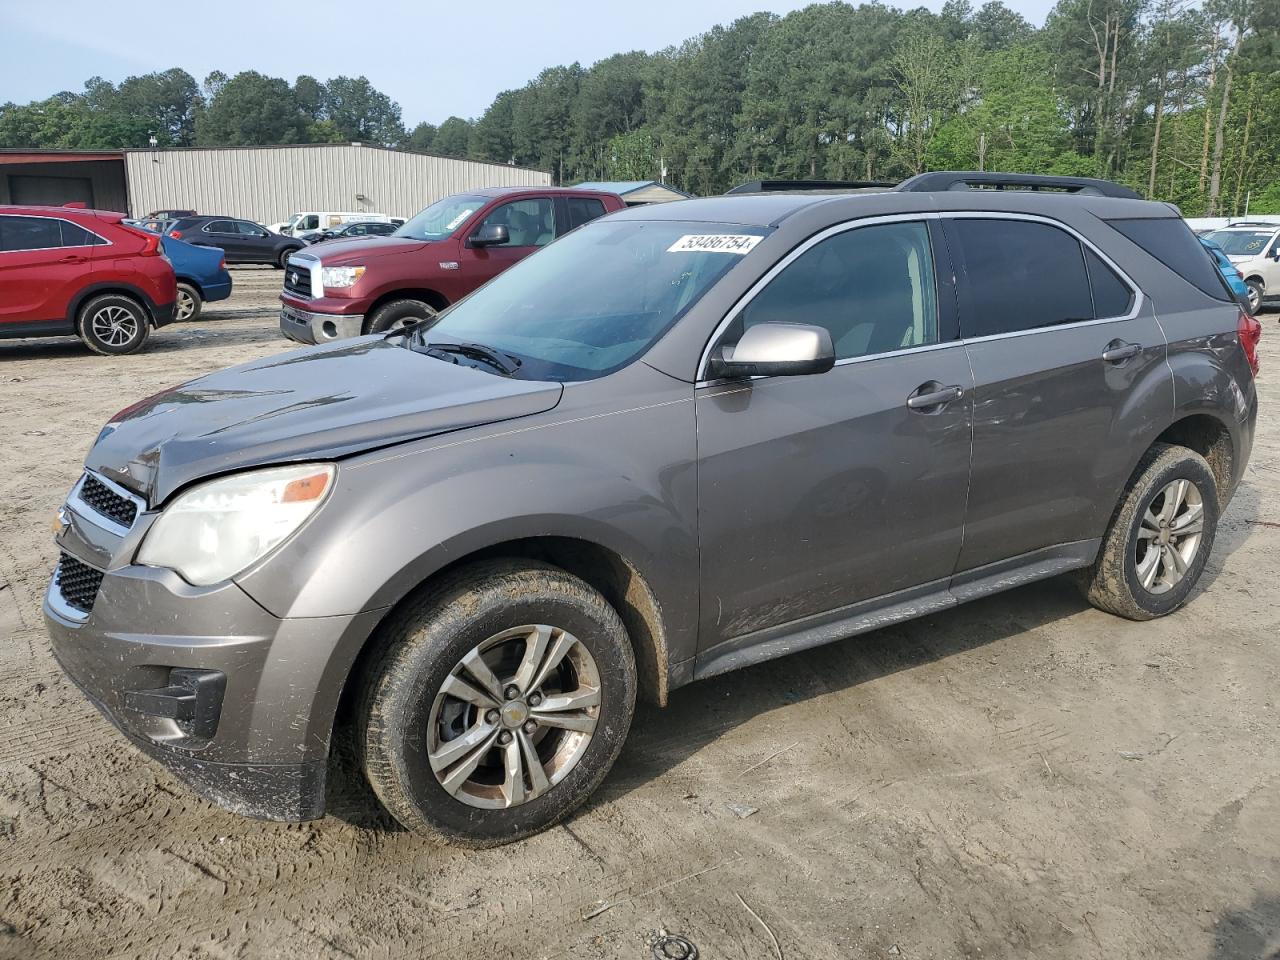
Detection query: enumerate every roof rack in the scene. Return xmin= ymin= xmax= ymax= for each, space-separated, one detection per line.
xmin=726 ymin=179 xmax=895 ymax=194
xmin=895 ymin=171 xmax=1141 ymax=200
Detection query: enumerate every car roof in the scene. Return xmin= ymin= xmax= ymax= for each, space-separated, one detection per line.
xmin=0 ymin=204 xmax=125 ymax=220
xmin=463 ymin=186 xmax=620 ymax=200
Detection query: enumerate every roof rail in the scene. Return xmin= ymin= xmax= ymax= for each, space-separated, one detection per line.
xmin=896 ymin=171 xmax=1141 ymax=200
xmin=726 ymin=179 xmax=895 ymax=194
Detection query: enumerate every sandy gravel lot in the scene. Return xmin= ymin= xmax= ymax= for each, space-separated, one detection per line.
xmin=0 ymin=269 xmax=1277 ymax=960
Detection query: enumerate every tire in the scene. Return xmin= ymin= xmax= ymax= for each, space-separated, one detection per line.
xmin=77 ymin=294 xmax=151 ymax=355
xmin=175 ymin=282 xmax=202 ymax=322
xmin=358 ymin=560 xmax=637 ymax=847
xmin=364 ymin=298 xmax=438 ymax=335
xmin=1079 ymin=443 xmax=1219 ymax=620
xmin=277 ymin=247 xmax=299 ymax=269
xmin=1245 ymin=278 xmax=1263 ymax=315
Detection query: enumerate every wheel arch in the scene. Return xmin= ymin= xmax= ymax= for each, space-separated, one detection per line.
xmin=67 ymin=282 xmax=158 ymax=329
xmin=367 ymin=288 xmax=451 ymax=318
xmin=1150 ymin=412 xmax=1235 ymax=508
xmin=335 ymin=534 xmax=673 ymax=741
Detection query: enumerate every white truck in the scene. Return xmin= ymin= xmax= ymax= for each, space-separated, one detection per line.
xmin=269 ymin=211 xmax=394 ymax=240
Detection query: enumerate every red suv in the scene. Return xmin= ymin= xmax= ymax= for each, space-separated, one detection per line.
xmin=279 ymin=187 xmax=624 ymax=343
xmin=0 ymin=205 xmax=177 ymax=355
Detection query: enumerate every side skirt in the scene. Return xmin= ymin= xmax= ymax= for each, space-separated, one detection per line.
xmin=691 ymin=539 xmax=1101 ymax=682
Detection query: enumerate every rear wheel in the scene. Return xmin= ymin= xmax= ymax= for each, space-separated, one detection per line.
xmin=1245 ymin=278 xmax=1263 ymax=315
xmin=78 ymin=294 xmax=150 ymax=355
xmin=358 ymin=560 xmax=637 ymax=846
xmin=1079 ymin=443 xmax=1218 ymax=620
xmin=175 ymin=282 xmax=202 ymax=322
xmin=364 ymin=298 xmax=438 ymax=335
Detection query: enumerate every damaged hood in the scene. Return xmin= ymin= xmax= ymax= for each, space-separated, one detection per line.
xmin=87 ymin=337 xmax=563 ymax=505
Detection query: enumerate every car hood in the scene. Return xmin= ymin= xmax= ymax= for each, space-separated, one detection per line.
xmin=86 ymin=337 xmax=563 ymax=505
xmin=302 ymin=236 xmax=433 ymax=264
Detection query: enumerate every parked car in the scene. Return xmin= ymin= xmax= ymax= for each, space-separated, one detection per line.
xmin=270 ymin=211 xmax=393 ymax=238
xmin=308 ymin=221 xmax=399 ymax=243
xmin=279 ymin=186 xmax=623 ymax=344
xmin=135 ymin=217 xmax=175 ymax=235
xmin=1 ymin=204 xmax=177 ymax=354
xmin=44 ymin=172 xmax=1259 ymax=846
xmin=166 ymin=216 xmax=306 ymax=267
xmin=146 ymin=209 xmax=196 ymax=220
xmin=1201 ymin=236 xmax=1252 ymax=312
xmin=1203 ymin=223 xmax=1280 ymax=314
xmin=163 ymin=236 xmax=233 ymax=322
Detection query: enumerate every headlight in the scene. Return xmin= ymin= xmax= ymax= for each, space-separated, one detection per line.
xmin=321 ymin=265 xmax=366 ymax=288
xmin=137 ymin=464 xmax=334 ymax=586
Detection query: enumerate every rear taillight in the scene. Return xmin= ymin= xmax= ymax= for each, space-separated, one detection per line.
xmin=169 ymin=230 xmax=182 ymax=239
xmin=1238 ymin=310 xmax=1262 ymax=376
xmin=219 ymin=258 xmax=227 ymax=271
xmin=118 ymin=223 xmax=161 ymax=256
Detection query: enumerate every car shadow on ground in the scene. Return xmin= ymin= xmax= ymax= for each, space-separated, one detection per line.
xmin=0 ymin=323 xmax=282 ymax=361
xmin=1206 ymin=894 xmax=1280 ymax=959
xmin=322 ymin=478 xmax=1264 ymax=833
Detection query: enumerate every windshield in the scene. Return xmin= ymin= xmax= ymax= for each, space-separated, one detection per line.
xmin=1205 ymin=229 xmax=1274 ymax=256
xmin=394 ymin=195 xmax=486 ymax=241
xmin=415 ymin=220 xmax=770 ymax=381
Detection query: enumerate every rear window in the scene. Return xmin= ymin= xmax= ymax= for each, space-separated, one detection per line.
xmin=1084 ymin=248 xmax=1134 ymax=317
xmin=0 ymin=216 xmax=105 ymax=251
xmin=566 ymin=196 xmax=608 ymax=230
xmin=1108 ymin=217 xmax=1231 ymax=301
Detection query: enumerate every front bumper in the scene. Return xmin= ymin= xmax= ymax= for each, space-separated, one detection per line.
xmin=44 ymin=555 xmax=382 ymax=821
xmin=279 ymin=303 xmax=364 ymax=345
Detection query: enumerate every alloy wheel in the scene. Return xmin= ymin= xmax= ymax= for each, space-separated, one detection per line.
xmin=1135 ymin=478 xmax=1205 ymax=595
xmin=1248 ymin=284 xmax=1262 ymax=314
xmin=427 ymin=624 xmax=601 ymax=809
xmin=89 ymin=305 xmax=140 ymax=347
xmin=175 ymin=289 xmax=196 ymax=321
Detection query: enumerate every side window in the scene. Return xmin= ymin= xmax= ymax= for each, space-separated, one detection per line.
xmin=236 ymin=221 xmax=264 ymax=236
xmin=59 ymin=221 xmax=106 ymax=247
xmin=951 ymin=219 xmax=1094 ymax=337
xmin=566 ymin=197 xmax=607 ymax=230
xmin=1084 ymin=248 xmax=1134 ymax=318
xmin=479 ymin=198 xmax=557 ymax=247
xmin=0 ymin=216 xmax=64 ymax=252
xmin=733 ymin=221 xmax=939 ymax=361
xmin=301 ymin=215 xmax=320 ymax=230
xmin=1107 ymin=217 xmax=1231 ymax=301
xmin=204 ymin=220 xmax=233 ymax=234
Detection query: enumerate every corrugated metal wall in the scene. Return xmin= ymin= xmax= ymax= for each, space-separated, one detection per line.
xmin=123 ymin=145 xmax=551 ymax=223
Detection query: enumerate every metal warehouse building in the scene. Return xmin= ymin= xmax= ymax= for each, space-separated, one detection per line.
xmin=0 ymin=144 xmax=551 ymax=223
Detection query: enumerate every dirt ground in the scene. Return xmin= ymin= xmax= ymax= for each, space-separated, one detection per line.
xmin=0 ymin=268 xmax=1277 ymax=960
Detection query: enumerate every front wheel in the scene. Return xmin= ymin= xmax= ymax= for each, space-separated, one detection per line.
xmin=277 ymin=248 xmax=299 ymax=269
xmin=358 ymin=560 xmax=637 ymax=847
xmin=1079 ymin=443 xmax=1218 ymax=620
xmin=78 ymin=294 xmax=150 ymax=355
xmin=364 ymin=298 xmax=437 ymax=335
xmin=1245 ymin=278 xmax=1263 ymax=315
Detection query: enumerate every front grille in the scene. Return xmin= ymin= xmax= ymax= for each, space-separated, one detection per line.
xmin=80 ymin=473 xmax=138 ymax=527
xmin=56 ymin=553 xmax=104 ymax=614
xmin=284 ymin=262 xmax=313 ymax=298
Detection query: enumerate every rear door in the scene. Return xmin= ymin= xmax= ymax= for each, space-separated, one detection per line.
xmin=199 ymin=219 xmax=243 ymax=257
xmin=558 ymin=195 xmax=610 ymax=236
xmin=0 ymin=215 xmax=96 ymax=327
xmin=695 ymin=217 xmax=973 ymax=656
xmin=457 ymin=197 xmax=557 ymax=289
xmin=943 ymin=214 xmax=1168 ymax=574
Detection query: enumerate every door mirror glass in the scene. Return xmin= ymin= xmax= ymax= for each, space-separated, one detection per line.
xmin=470 ymin=223 xmax=510 ymax=247
xmin=711 ymin=322 xmax=835 ymax=379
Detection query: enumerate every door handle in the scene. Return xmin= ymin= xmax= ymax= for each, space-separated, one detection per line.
xmin=907 ymin=383 xmax=964 ymax=410
xmin=57 ymin=255 xmax=87 ymax=264
xmin=1102 ymin=340 xmax=1141 ymax=363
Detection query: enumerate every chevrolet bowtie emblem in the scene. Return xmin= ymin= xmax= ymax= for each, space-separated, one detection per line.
xmin=53 ymin=506 xmax=70 ymax=536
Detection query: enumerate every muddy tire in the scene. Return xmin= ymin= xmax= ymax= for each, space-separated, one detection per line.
xmin=78 ymin=294 xmax=151 ymax=355
xmin=358 ymin=560 xmax=637 ymax=847
xmin=364 ymin=299 xmax=437 ymax=335
xmin=1079 ymin=443 xmax=1218 ymax=620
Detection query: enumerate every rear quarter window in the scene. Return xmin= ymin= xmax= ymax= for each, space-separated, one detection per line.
xmin=1107 ymin=217 xmax=1231 ymax=301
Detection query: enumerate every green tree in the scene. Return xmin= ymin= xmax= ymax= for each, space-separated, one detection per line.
xmin=433 ymin=116 xmax=474 ymax=158
xmin=323 ymin=75 xmax=405 ymax=145
xmin=195 ymin=71 xmax=309 ymax=145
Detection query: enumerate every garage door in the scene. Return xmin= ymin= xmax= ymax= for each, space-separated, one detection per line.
xmin=8 ymin=175 xmax=95 ymax=207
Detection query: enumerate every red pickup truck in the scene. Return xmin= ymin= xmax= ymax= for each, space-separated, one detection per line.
xmin=279 ymin=186 xmax=624 ymax=344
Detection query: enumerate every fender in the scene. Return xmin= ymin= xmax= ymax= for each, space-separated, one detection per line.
xmin=66 ymin=280 xmax=163 ymax=327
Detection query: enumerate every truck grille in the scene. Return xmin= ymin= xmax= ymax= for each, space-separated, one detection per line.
xmin=56 ymin=553 xmax=104 ymax=614
xmin=80 ymin=473 xmax=138 ymax=527
xmin=284 ymin=262 xmax=313 ymax=298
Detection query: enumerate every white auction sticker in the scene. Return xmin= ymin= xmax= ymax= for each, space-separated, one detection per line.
xmin=667 ymin=234 xmax=762 ymax=255
xmin=445 ymin=210 xmax=474 ymax=230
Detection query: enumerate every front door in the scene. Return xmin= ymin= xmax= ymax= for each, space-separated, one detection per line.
xmin=695 ymin=218 xmax=973 ymax=655
xmin=941 ymin=215 xmax=1170 ymax=572
xmin=459 ymin=197 xmax=557 ymax=289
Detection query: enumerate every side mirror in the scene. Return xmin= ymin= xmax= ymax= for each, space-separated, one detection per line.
xmin=470 ymin=223 xmax=509 ymax=247
xmin=710 ymin=322 xmax=836 ymax=379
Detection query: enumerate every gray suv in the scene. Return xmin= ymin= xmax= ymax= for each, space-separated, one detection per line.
xmin=45 ymin=172 xmax=1260 ymax=846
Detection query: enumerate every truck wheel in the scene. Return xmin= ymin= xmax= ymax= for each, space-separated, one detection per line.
xmin=175 ymin=282 xmax=202 ymax=322
xmin=78 ymin=294 xmax=151 ymax=355
xmin=358 ymin=560 xmax=637 ymax=847
xmin=1078 ymin=443 xmax=1218 ymax=620
xmin=365 ymin=299 xmax=438 ymax=335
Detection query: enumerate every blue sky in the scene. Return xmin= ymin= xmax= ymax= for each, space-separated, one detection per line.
xmin=0 ymin=0 xmax=1058 ymax=127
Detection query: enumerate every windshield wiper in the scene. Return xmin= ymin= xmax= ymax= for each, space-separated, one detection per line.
xmin=422 ymin=341 xmax=522 ymax=376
